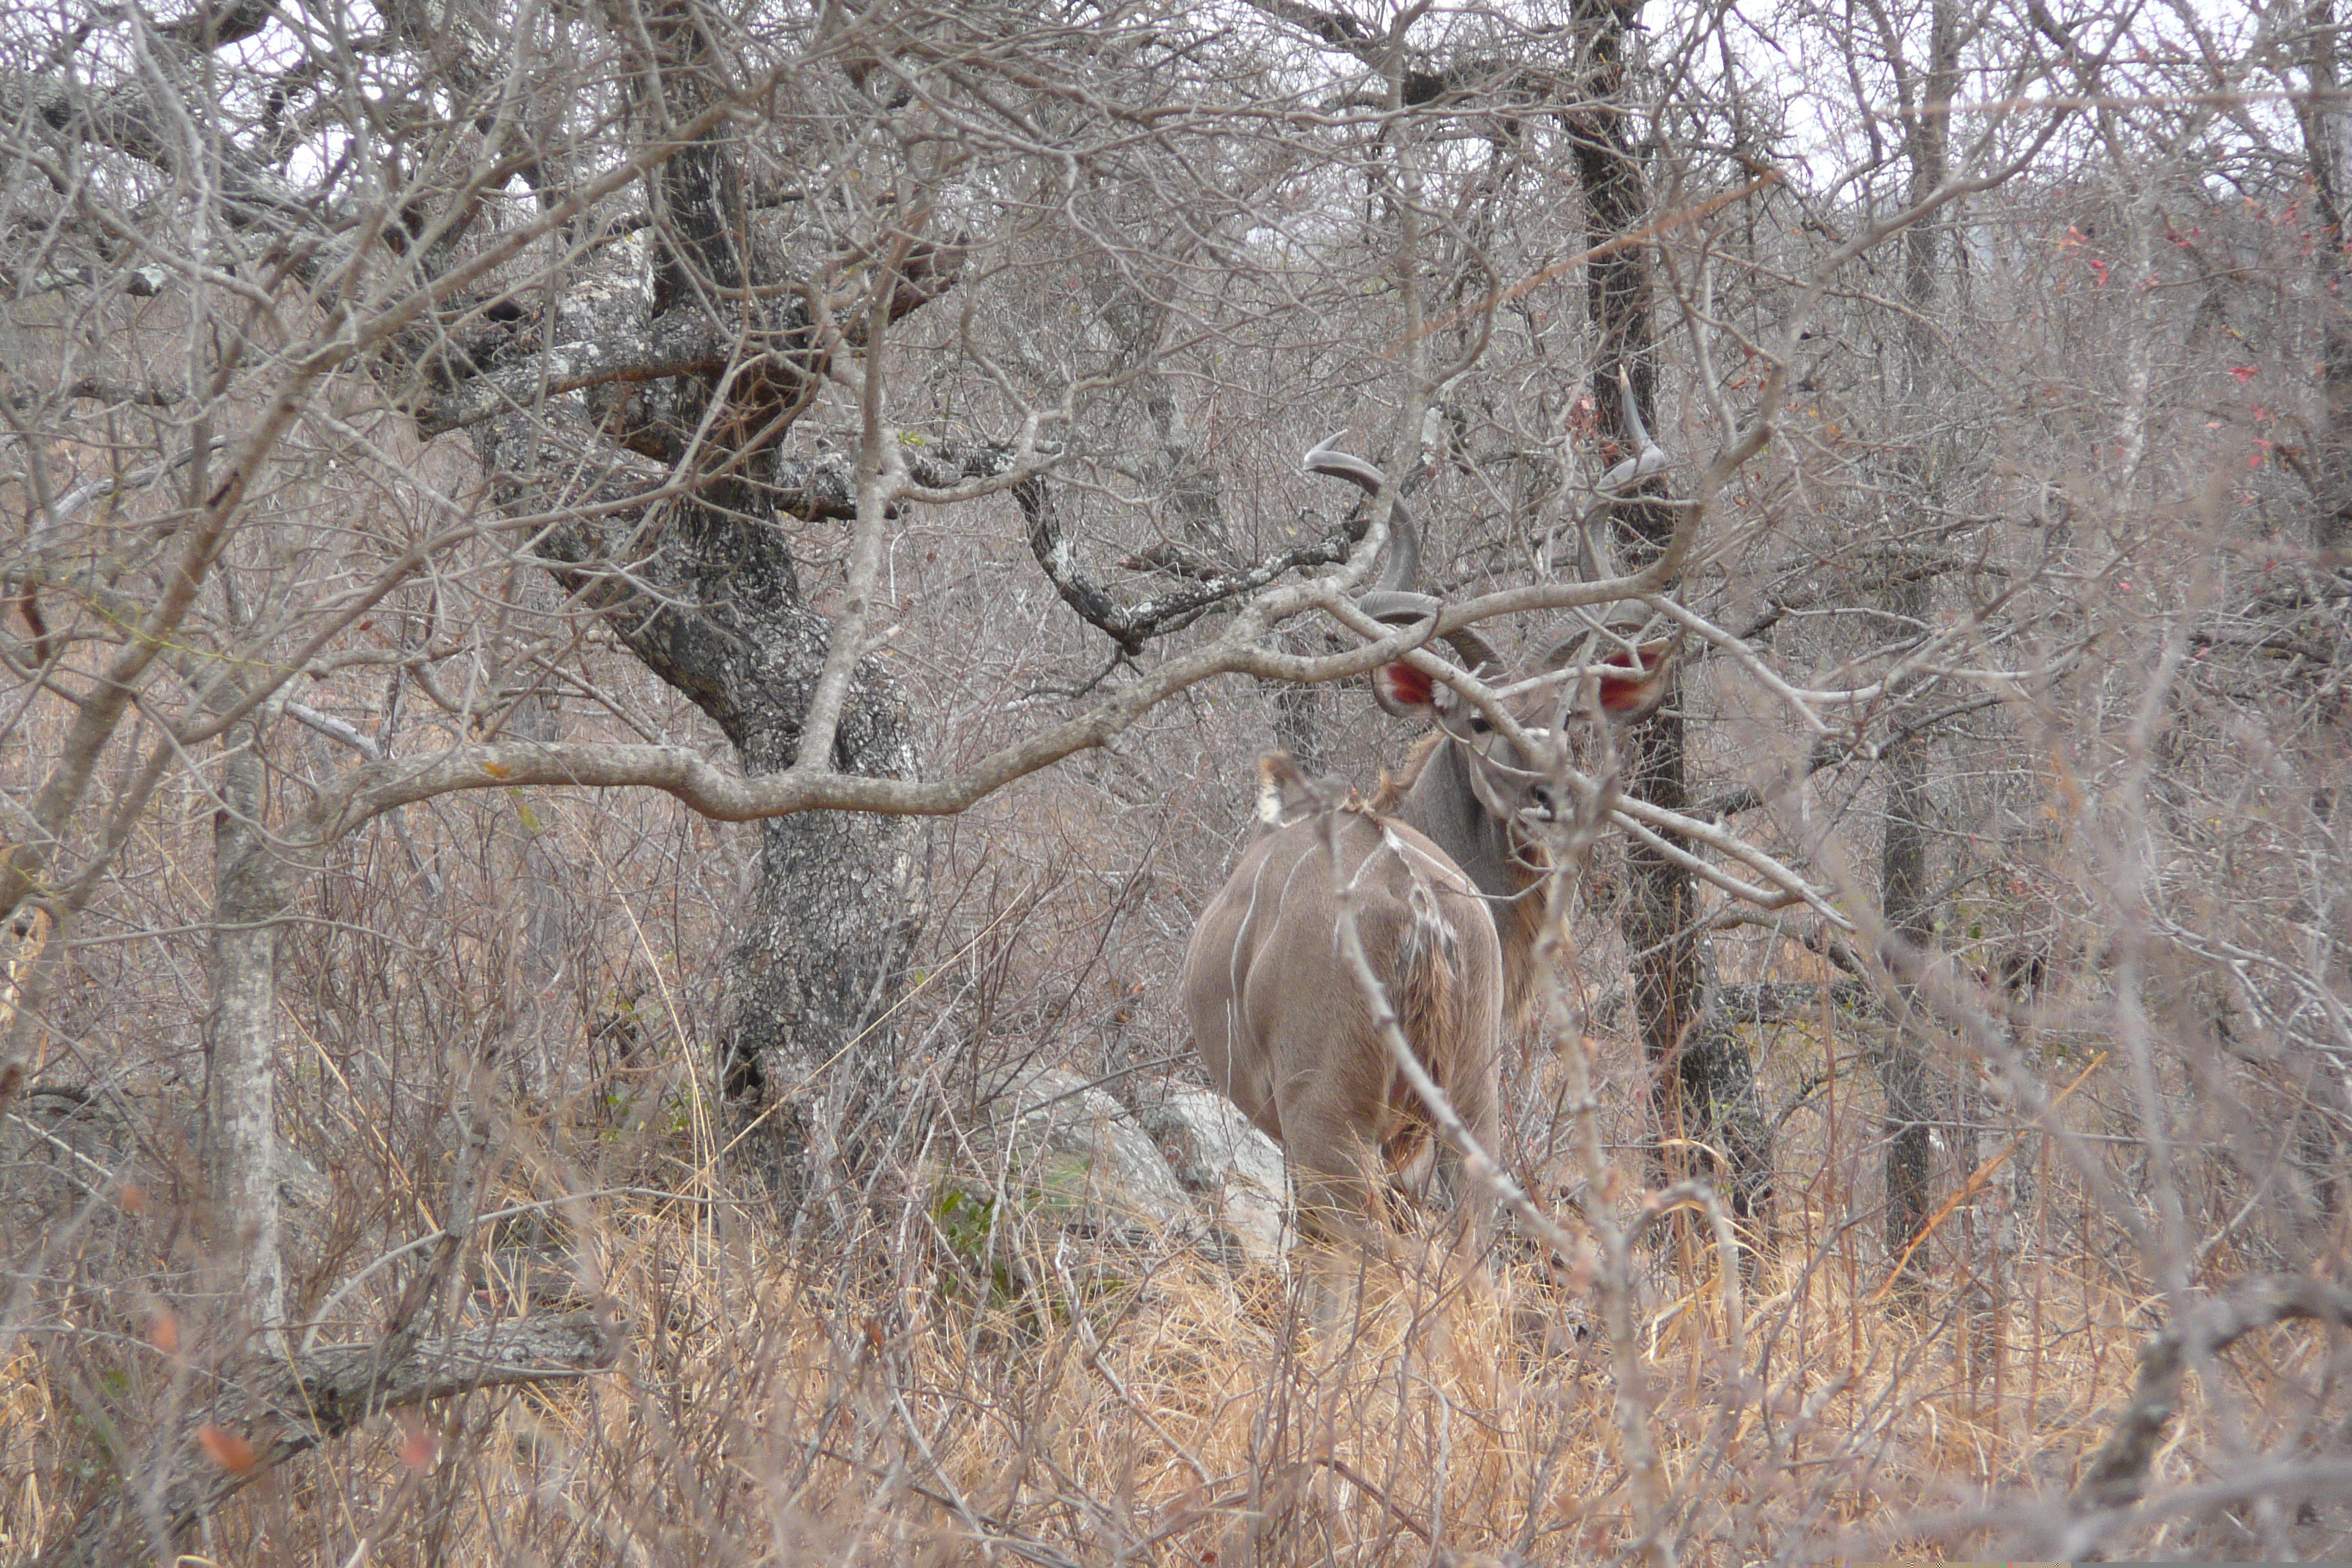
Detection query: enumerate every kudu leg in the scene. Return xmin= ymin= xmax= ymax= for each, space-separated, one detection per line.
xmin=1292 ymin=1168 xmax=1383 ymax=1341
xmin=1277 ymin=1084 xmax=1401 ymax=1340
xmin=1431 ymin=1058 xmax=1504 ymax=1265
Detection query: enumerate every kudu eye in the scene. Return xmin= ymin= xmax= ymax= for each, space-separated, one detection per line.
xmin=1468 ymin=715 xmax=1492 ymax=735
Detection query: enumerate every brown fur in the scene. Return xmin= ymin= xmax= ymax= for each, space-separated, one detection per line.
xmin=1184 ymin=644 xmax=1671 ymax=1257
xmin=1183 ymin=772 xmax=1504 ymax=1250
xmin=1370 ymin=731 xmax=1447 ymax=814
xmin=1383 ymin=873 xmax=1464 ymax=1179
xmin=1493 ymin=886 xmax=1554 ymax=1031
xmin=1381 ymin=735 xmax=1552 ymax=1028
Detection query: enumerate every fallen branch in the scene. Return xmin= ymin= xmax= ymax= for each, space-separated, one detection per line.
xmin=35 ymin=1310 xmax=620 ymax=1568
xmin=1715 ymin=979 xmax=1871 ymax=1023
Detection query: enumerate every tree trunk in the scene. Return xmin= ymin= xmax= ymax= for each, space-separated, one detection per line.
xmin=2302 ymin=0 xmax=2352 ymax=554
xmin=1875 ymin=0 xmax=1961 ymax=1287
xmin=1877 ymin=665 xmax=1938 ymax=1269
xmin=483 ymin=429 xmax=929 ymax=1211
xmin=718 ymin=640 xmax=926 ymax=1212
xmin=203 ymin=720 xmax=284 ymax=1332
xmin=1620 ymin=705 xmax=1773 ymax=1225
xmin=489 ymin=686 xmax=568 ymax=1101
xmin=1570 ymin=0 xmax=1771 ymax=1226
xmin=429 ymin=7 xmax=939 ymax=1205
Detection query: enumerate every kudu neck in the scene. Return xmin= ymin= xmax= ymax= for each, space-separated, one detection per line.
xmin=1391 ymin=739 xmax=1531 ymax=893
xmin=1392 ymin=739 xmax=1550 ymax=1020
xmin=1392 ymin=738 xmax=1542 ymax=930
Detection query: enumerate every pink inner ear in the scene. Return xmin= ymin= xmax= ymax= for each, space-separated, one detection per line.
xmin=1597 ymin=671 xmax=1647 ymax=711
xmin=1603 ymin=642 xmax=1660 ymax=673
xmin=1597 ymin=641 xmax=1668 ymax=712
xmin=1375 ymin=662 xmax=1433 ymax=709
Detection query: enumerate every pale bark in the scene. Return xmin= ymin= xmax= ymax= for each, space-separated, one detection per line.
xmin=496 ymin=691 xmax=568 ymax=1098
xmin=202 ymin=722 xmax=285 ymax=1330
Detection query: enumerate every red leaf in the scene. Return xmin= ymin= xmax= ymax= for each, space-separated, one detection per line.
xmin=197 ymin=1423 xmax=259 ymax=1475
xmin=397 ymin=1411 xmax=438 ymax=1472
xmin=2228 ymin=366 xmax=2258 ymax=382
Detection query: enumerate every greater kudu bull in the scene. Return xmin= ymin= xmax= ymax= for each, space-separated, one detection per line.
xmin=1181 ymin=438 xmax=1670 ymax=1254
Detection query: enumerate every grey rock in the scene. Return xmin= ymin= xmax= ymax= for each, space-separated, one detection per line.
xmin=1137 ymin=1085 xmax=1291 ymax=1266
xmin=975 ymin=1065 xmax=1200 ymax=1247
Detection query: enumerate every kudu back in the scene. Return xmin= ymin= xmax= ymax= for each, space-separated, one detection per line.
xmin=1180 ymin=440 xmax=1669 ymax=1248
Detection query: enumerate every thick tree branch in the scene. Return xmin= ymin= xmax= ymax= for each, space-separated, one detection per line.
xmin=159 ymin=0 xmax=279 ymax=50
xmin=300 ymin=604 xmax=1436 ymax=842
xmin=0 ymin=69 xmax=321 ymax=233
xmin=1018 ymin=473 xmax=1381 ymax=652
xmin=420 ymin=241 xmax=968 ymax=435
xmin=420 ymin=312 xmax=744 ymax=434
xmin=1715 ymin=979 xmax=1872 ymax=1023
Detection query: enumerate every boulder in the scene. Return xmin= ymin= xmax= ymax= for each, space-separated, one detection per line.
xmin=1135 ymin=1085 xmax=1290 ymax=1266
xmin=971 ymin=1064 xmax=1201 ymax=1249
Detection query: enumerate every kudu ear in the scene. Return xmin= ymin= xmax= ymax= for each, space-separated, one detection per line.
xmin=1254 ymin=752 xmax=1343 ymax=831
xmin=1596 ymin=636 xmax=1678 ymax=719
xmin=1545 ymin=630 xmax=1676 ymax=714
xmin=1371 ymin=659 xmax=1446 ymax=720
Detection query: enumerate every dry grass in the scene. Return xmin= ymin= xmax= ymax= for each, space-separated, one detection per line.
xmin=10 ymin=971 xmax=2344 ymax=1566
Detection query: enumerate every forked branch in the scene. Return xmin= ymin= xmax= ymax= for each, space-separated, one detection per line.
xmin=2067 ymin=1274 xmax=2352 ymax=1520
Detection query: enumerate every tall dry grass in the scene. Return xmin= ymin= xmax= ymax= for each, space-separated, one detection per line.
xmin=16 ymin=1114 xmax=2324 ymax=1564
xmin=7 ymin=729 xmax=2346 ymax=1567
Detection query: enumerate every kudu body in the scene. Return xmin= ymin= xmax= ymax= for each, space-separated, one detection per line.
xmin=1181 ymin=440 xmax=1668 ymax=1248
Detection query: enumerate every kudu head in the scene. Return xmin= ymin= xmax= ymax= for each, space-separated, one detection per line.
xmin=1305 ymin=434 xmax=1673 ymax=886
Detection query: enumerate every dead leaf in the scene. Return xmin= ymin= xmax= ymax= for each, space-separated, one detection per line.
xmin=197 ymin=1422 xmax=258 ymax=1475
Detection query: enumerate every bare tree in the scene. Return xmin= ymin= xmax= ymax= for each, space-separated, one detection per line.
xmin=1569 ymin=0 xmax=1776 ymax=1228
xmin=8 ymin=1 xmax=2350 ymax=1563
xmin=1872 ymin=0 xmax=1966 ymax=1290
